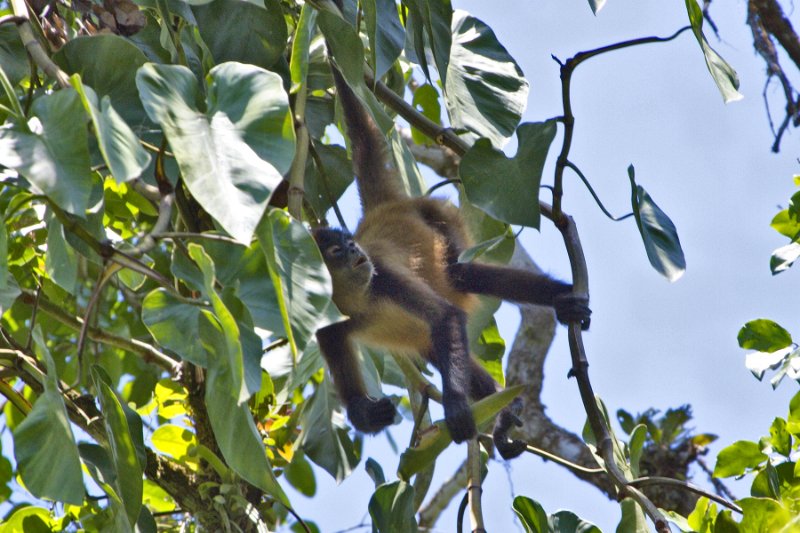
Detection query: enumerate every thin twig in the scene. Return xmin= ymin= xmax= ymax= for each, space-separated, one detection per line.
xmin=564 ymin=161 xmax=633 ymax=222
xmin=628 ymin=476 xmax=742 ymax=513
xmin=9 ymin=0 xmax=70 ymax=87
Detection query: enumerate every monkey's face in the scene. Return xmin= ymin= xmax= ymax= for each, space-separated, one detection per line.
xmin=312 ymin=228 xmax=374 ymax=292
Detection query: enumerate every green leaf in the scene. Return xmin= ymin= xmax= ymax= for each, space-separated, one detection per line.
xmin=550 ymin=510 xmax=601 ymax=533
xmin=411 ymin=84 xmax=442 ymax=145
xmin=629 ymin=166 xmax=686 ymax=282
xmin=685 ymin=0 xmax=743 ymax=103
xmin=737 ymin=319 xmax=793 ymax=352
xmin=136 ymin=62 xmax=294 ymax=243
xmin=512 ymin=496 xmax=548 ymax=533
xmin=289 ymin=5 xmax=318 ymax=93
xmin=365 ymin=457 xmax=386 ymax=487
xmin=363 ymin=0 xmax=405 ymax=79
xmin=0 ymin=89 xmax=93 ymax=215
xmin=368 ymin=481 xmax=418 ymax=533
xmin=616 ymin=499 xmax=648 ymax=533
xmin=142 ymin=289 xmax=206 ymax=366
xmin=54 ymin=35 xmax=149 ymax=125
xmin=304 ymin=144 xmax=354 ymax=218
xmin=0 ymin=26 xmax=30 ymax=86
xmin=190 ymin=244 xmax=254 ymax=402
xmin=257 ymin=210 xmax=338 ymax=359
xmin=192 ymin=0 xmax=287 ymax=69
xmin=285 ymin=453 xmax=317 ymax=497
xmin=298 ymin=378 xmax=360 ymax=482
xmin=397 ymin=386 xmax=522 ymax=479
xmin=71 ymin=77 xmax=151 ymax=183
xmin=403 ymin=0 xmax=452 ymax=83
xmin=770 ymin=209 xmax=800 ymax=240
xmin=92 ymin=367 xmax=144 ymax=527
xmin=460 ymin=121 xmax=556 ymax=228
xmin=770 ymin=243 xmax=800 ymax=274
xmin=628 ymin=424 xmax=648 ymax=478
xmin=713 ymin=440 xmax=767 ymax=477
xmin=202 ymin=318 xmax=288 ymax=504
xmin=445 ymin=11 xmax=528 ymax=147
xmin=0 ymin=507 xmax=57 ymax=533
xmin=44 ymin=215 xmax=78 ymax=294
xmin=13 ymin=328 xmax=83 ymax=505
xmin=744 ymin=347 xmax=793 ymax=381
xmin=738 ymin=498 xmax=792 ymax=531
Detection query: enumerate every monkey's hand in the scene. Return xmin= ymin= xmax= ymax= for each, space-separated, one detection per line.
xmin=444 ymin=394 xmax=477 ymax=443
xmin=554 ymin=293 xmax=591 ymax=330
xmin=348 ymin=396 xmax=397 ymax=433
xmin=493 ymin=398 xmax=527 ymax=460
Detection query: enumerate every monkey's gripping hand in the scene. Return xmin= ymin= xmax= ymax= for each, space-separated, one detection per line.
xmin=493 ymin=397 xmax=527 ymax=460
xmin=347 ymin=396 xmax=397 ymax=434
xmin=554 ymin=293 xmax=591 ymax=331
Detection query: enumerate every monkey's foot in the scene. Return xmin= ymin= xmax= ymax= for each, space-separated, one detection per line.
xmin=493 ymin=398 xmax=527 ymax=460
xmin=444 ymin=395 xmax=477 ymax=443
xmin=348 ymin=396 xmax=397 ymax=434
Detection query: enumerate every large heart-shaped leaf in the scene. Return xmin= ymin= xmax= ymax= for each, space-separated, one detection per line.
xmin=445 ymin=11 xmax=528 ymax=147
xmin=0 ymin=89 xmax=93 ymax=215
xmin=136 ymin=62 xmax=294 ymax=243
xmin=460 ymin=121 xmax=556 ymax=228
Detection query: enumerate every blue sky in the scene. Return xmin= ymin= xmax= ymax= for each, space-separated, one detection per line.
xmin=291 ymin=1 xmax=800 ymax=531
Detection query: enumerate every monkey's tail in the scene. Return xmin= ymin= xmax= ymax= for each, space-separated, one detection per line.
xmin=329 ymin=59 xmax=407 ymax=212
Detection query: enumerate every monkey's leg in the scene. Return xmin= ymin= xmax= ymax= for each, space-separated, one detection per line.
xmin=371 ymin=263 xmax=477 ymax=443
xmin=316 ymin=320 xmax=396 ymax=433
xmin=447 ymin=262 xmax=590 ymax=328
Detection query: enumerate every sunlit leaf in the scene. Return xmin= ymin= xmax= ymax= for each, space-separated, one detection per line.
xmin=770 ymin=242 xmax=800 ymax=274
xmin=445 ymin=11 xmax=528 ymax=147
xmin=588 ymin=0 xmax=607 ymax=14
xmin=713 ymin=440 xmax=767 ymax=477
xmin=136 ymin=62 xmax=294 ymax=243
xmin=737 ymin=319 xmax=793 ymax=352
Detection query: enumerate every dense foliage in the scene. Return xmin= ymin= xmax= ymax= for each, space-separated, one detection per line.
xmin=0 ymin=0 xmax=796 ymax=531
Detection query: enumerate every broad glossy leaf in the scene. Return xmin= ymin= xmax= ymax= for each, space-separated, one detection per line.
xmin=284 ymin=453 xmax=316 ymax=497
xmin=403 ymin=0 xmax=452 ymax=83
xmin=304 ymin=144 xmax=354 ymax=218
xmin=770 ymin=209 xmax=800 ymax=239
xmin=629 ymin=166 xmax=686 ymax=282
xmin=737 ymin=319 xmax=793 ymax=352
xmin=257 ymin=210 xmax=337 ymax=359
xmin=192 ymin=0 xmax=287 ymax=69
xmin=628 ymin=424 xmax=647 ymax=478
xmin=460 ymin=121 xmax=556 ymax=228
xmin=769 ymin=417 xmax=792 ymax=457
xmin=54 ymin=35 xmax=149 ymax=125
xmin=738 ymin=498 xmax=792 ymax=531
xmin=93 ymin=368 xmax=143 ymax=527
xmin=0 ymin=507 xmax=57 ymax=532
xmin=411 ymin=84 xmax=442 ymax=145
xmin=142 ymin=480 xmax=176 ymax=514
xmin=398 ymin=386 xmax=522 ymax=479
xmin=0 ymin=89 xmax=93 ymax=215
xmin=142 ymin=289 xmax=206 ymax=366
xmin=445 ymin=11 xmax=528 ymax=147
xmin=151 ymin=425 xmax=199 ymax=468
xmin=368 ymin=481 xmax=418 ymax=533
xmin=72 ymin=78 xmax=151 ymax=183
xmin=136 ymin=62 xmax=294 ymax=243
xmin=298 ymin=379 xmax=360 ymax=482
xmin=713 ymin=440 xmax=767 ymax=477
xmin=685 ymin=0 xmax=743 ymax=103
xmin=0 ymin=26 xmax=29 ymax=85
xmin=513 ymin=496 xmax=548 ymax=533
xmin=363 ymin=0 xmax=404 ymax=79
xmin=203 ymin=317 xmax=288 ymax=504
xmin=13 ymin=329 xmax=83 ymax=505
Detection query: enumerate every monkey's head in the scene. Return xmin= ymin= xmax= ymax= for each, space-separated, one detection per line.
xmin=312 ymin=228 xmax=374 ymax=297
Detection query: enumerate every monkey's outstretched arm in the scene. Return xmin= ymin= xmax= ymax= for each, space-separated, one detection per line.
xmin=316 ymin=319 xmax=396 ymax=433
xmin=447 ymin=262 xmax=591 ymax=328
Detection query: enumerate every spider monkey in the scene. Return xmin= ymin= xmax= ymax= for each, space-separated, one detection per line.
xmin=313 ymin=21 xmax=590 ymax=460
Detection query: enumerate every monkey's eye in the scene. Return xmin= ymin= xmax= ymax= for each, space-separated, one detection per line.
xmin=326 ymin=245 xmax=343 ymax=257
